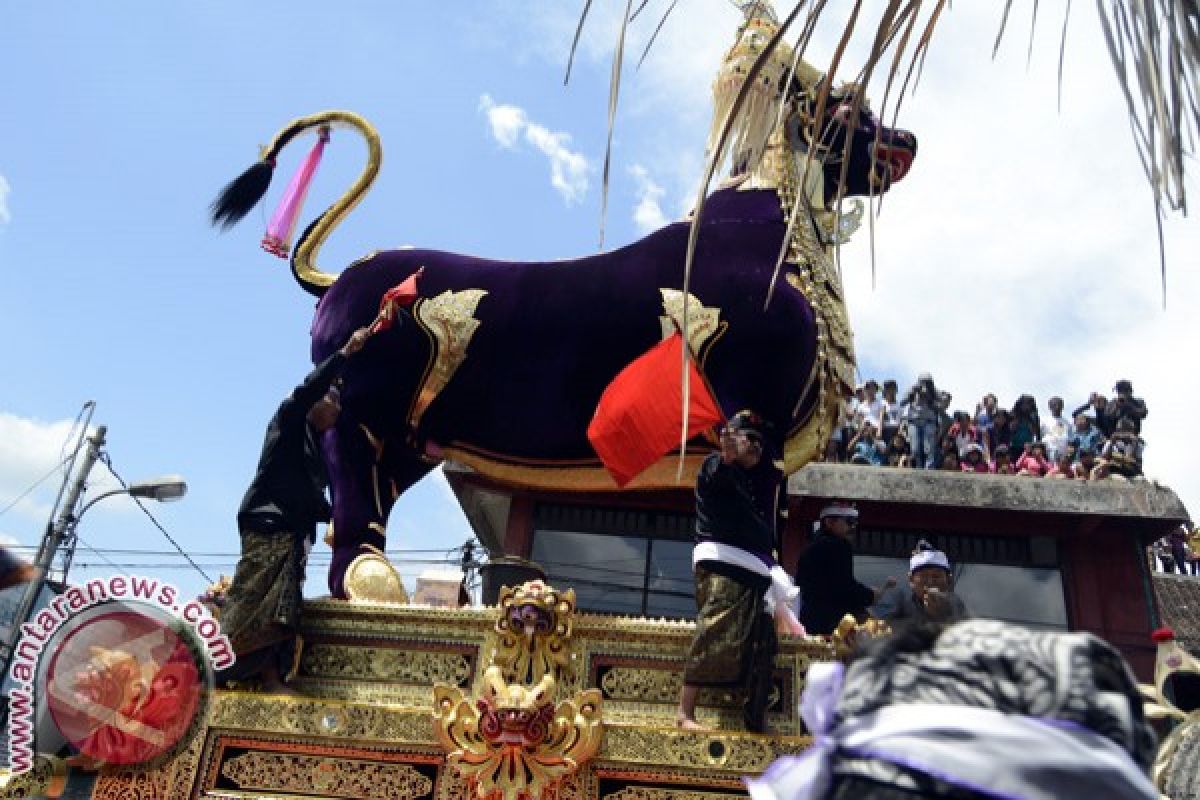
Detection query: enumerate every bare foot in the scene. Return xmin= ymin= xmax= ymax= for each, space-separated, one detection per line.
xmin=675 ymin=717 xmax=711 ymax=732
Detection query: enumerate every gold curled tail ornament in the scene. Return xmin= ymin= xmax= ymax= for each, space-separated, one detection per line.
xmin=258 ymin=110 xmax=382 ymax=295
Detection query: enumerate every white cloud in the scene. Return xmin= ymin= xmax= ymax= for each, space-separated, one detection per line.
xmin=0 ymin=412 xmax=126 ymax=531
xmin=479 ymin=94 xmax=591 ymax=204
xmin=629 ymin=164 xmax=668 ymax=232
xmin=479 ymin=94 xmax=526 ymax=147
xmin=0 ymin=174 xmax=10 ymax=225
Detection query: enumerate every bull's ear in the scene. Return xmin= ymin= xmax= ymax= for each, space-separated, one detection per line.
xmin=210 ymin=160 xmax=275 ymax=230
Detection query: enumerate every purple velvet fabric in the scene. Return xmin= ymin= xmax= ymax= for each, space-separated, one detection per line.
xmin=314 ymin=187 xmax=815 ymax=449
xmin=313 ymin=188 xmax=817 ymax=594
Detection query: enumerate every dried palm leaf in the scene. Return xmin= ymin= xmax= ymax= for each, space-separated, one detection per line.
xmin=599 ymin=0 xmax=637 ymax=250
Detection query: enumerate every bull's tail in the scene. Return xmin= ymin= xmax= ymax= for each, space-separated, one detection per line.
xmin=209 ymin=110 xmax=382 ymax=297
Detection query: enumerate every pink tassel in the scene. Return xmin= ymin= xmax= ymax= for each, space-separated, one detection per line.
xmin=262 ymin=126 xmax=330 ymax=258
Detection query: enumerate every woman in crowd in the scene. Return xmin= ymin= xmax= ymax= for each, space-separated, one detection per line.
xmin=1010 ymin=394 xmax=1041 ymax=453
xmin=987 ymin=408 xmax=1014 ymax=454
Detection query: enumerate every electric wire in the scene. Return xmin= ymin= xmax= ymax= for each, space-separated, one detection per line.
xmin=99 ymin=455 xmax=214 ymax=584
xmin=0 ymin=454 xmax=73 ymax=519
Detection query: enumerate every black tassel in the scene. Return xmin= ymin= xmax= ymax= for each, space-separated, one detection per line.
xmin=209 ymin=161 xmax=275 ymax=230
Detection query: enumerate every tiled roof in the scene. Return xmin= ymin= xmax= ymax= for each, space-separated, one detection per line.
xmin=1154 ymin=573 xmax=1200 ymax=655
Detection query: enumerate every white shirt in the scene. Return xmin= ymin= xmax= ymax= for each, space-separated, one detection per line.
xmin=1041 ymin=415 xmax=1071 ymax=460
xmin=858 ymin=397 xmax=884 ymax=430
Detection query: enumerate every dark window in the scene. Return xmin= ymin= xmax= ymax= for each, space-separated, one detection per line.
xmin=531 ymin=504 xmax=696 ymax=618
xmin=856 ymin=555 xmax=1069 ymax=630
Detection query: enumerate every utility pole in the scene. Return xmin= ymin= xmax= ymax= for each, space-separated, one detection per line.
xmin=0 ymin=426 xmax=106 ymax=676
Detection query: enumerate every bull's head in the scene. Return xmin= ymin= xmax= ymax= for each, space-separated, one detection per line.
xmin=794 ymin=83 xmax=917 ymax=202
xmin=715 ymin=3 xmax=917 ymax=210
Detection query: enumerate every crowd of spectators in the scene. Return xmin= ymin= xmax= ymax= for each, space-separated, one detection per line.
xmin=1153 ymin=525 xmax=1200 ymax=576
xmin=826 ymin=374 xmax=1149 ymax=481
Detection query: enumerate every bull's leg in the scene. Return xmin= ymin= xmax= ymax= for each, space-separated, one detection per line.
xmin=323 ymin=418 xmax=393 ymax=598
xmin=325 ymin=420 xmax=434 ymax=598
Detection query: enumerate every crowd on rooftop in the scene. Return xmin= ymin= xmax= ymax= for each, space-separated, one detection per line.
xmin=826 ymin=374 xmax=1149 ymax=480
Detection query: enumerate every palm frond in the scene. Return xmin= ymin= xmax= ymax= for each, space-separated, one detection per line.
xmin=599 ymin=0 xmax=636 ymax=250
xmin=564 ymin=0 xmax=597 ymax=85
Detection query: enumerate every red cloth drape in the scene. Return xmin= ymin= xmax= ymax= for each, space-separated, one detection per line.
xmin=370 ymin=268 xmax=424 ymax=334
xmin=587 ymin=333 xmax=723 ymax=487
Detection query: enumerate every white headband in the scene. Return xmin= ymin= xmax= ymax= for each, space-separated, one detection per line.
xmin=820 ymin=505 xmax=858 ymax=519
xmin=910 ymin=548 xmax=950 ymax=574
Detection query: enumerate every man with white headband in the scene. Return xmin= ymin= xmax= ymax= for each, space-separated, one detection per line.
xmin=676 ymin=409 xmax=791 ymax=733
xmin=796 ymin=503 xmax=895 ymax=635
xmin=876 ymin=540 xmax=969 ymax=625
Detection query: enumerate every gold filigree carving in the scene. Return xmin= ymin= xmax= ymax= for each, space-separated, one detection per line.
xmin=301 ymin=643 xmax=471 ymax=685
xmin=207 ymin=694 xmax=433 ymax=743
xmin=221 ymin=752 xmax=433 ymax=798
xmin=91 ymin=766 xmax=171 ymax=800
xmin=599 ymin=666 xmax=776 ymax=712
xmin=604 ymin=788 xmax=745 ymax=800
xmin=494 ymin=581 xmax=576 ymax=685
xmin=434 ymin=666 xmax=603 ymax=800
xmin=830 ymin=614 xmax=892 ymax=661
xmin=658 ymin=289 xmax=722 ymax=360
xmin=603 ymin=726 xmax=807 ymax=773
xmin=410 ymin=288 xmax=488 ymax=426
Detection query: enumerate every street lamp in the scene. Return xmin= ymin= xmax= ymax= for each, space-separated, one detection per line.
xmin=75 ymin=474 xmax=188 ymax=519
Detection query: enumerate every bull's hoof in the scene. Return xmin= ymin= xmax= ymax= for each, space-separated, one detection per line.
xmin=343 ymin=546 xmax=409 ymax=605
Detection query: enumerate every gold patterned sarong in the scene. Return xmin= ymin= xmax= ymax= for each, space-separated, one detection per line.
xmin=684 ymin=563 xmax=773 ymax=686
xmin=219 ymin=530 xmax=308 ymax=659
xmin=684 ymin=562 xmax=777 ymax=731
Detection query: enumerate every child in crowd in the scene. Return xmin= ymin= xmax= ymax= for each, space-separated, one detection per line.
xmin=947 ymin=411 xmax=978 ymax=458
xmin=886 ymin=433 xmax=911 ymax=467
xmin=1046 ymin=449 xmax=1075 ymax=479
xmin=960 ymin=443 xmax=990 ymax=473
xmin=1015 ymin=441 xmax=1052 ymax=476
xmin=1072 ymin=447 xmax=1098 ymax=480
xmin=992 ymin=445 xmax=1014 ymax=475
xmin=848 ymin=423 xmax=884 ymax=466
xmin=940 ymin=450 xmax=961 ymax=471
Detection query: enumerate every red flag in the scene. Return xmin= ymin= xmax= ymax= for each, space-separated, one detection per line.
xmin=588 ymin=333 xmax=724 ymax=487
xmin=370 ymin=267 xmax=424 ymax=334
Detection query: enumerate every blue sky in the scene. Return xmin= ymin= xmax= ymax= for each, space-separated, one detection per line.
xmin=1 ymin=2 xmax=1196 ymax=603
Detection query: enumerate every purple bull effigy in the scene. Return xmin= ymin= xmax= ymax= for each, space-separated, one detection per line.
xmin=211 ymin=6 xmax=916 ymax=598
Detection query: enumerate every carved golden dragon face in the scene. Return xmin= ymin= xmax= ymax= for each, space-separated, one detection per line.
xmin=477 ymin=669 xmax=556 ymax=748
xmin=494 ymin=581 xmax=576 ymax=685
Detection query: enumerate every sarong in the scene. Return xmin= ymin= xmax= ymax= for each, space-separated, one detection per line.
xmin=216 ymin=530 xmax=308 ymax=682
xmin=684 ymin=562 xmax=777 ymax=731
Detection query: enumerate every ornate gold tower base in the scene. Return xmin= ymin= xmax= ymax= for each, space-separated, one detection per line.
xmin=83 ymin=585 xmax=833 ymax=799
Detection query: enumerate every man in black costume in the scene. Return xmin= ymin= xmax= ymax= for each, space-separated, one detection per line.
xmin=218 ymin=326 xmax=369 ymax=694
xmin=796 ymin=503 xmax=895 ymax=635
xmin=677 ymin=410 xmax=785 ymax=733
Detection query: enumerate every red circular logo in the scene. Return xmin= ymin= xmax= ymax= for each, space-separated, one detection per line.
xmin=45 ymin=606 xmax=207 ymax=766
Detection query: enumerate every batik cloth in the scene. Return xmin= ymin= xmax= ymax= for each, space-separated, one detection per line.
xmin=684 ymin=562 xmax=778 ymax=730
xmin=219 ymin=530 xmax=309 ymax=663
xmin=747 ymin=619 xmax=1157 ymax=800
